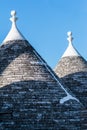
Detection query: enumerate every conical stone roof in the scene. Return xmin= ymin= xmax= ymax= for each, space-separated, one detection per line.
xmin=54 ymin=31 xmax=87 ymax=108
xmin=0 ymin=12 xmax=86 ymax=129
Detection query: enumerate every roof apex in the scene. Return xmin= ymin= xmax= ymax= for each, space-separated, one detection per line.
xmin=62 ymin=31 xmax=80 ymax=58
xmin=3 ymin=10 xmax=26 ymax=43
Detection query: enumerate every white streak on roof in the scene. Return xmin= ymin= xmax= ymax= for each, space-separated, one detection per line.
xmin=33 ymin=50 xmax=79 ymax=104
xmin=60 ymin=94 xmax=79 ymax=104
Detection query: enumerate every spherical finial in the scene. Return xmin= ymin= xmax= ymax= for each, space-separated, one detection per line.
xmin=67 ymin=31 xmax=73 ymax=44
xmin=10 ymin=10 xmax=18 ymax=23
xmin=11 ymin=10 xmax=16 ymax=16
xmin=67 ymin=31 xmax=72 ymax=36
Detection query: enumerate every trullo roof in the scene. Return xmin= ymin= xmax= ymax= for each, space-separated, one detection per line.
xmin=54 ymin=31 xmax=87 ymax=108
xmin=0 ymin=12 xmax=86 ymax=129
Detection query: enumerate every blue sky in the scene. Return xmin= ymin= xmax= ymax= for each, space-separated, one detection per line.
xmin=0 ymin=0 xmax=87 ymax=68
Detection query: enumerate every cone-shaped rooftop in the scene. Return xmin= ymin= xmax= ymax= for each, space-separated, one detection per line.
xmin=0 ymin=12 xmax=86 ymax=129
xmin=54 ymin=31 xmax=87 ymax=108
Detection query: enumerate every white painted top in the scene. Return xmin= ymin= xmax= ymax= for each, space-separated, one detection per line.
xmin=62 ymin=31 xmax=80 ymax=58
xmin=3 ymin=10 xmax=26 ymax=43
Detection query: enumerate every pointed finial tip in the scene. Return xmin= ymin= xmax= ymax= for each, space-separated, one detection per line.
xmin=11 ymin=10 xmax=16 ymax=16
xmin=10 ymin=10 xmax=17 ymax=23
xmin=67 ymin=31 xmax=73 ymax=44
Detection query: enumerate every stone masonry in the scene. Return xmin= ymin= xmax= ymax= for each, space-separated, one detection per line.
xmin=54 ymin=56 xmax=87 ymax=108
xmin=0 ymin=40 xmax=86 ymax=129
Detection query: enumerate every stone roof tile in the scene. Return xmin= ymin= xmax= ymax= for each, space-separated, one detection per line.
xmin=54 ymin=31 xmax=87 ymax=108
xmin=0 ymin=12 xmax=86 ymax=129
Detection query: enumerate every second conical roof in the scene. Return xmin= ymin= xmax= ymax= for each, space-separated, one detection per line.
xmin=54 ymin=31 xmax=87 ymax=77
xmin=54 ymin=31 xmax=87 ymax=108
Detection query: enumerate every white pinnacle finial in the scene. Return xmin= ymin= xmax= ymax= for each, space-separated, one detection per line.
xmin=10 ymin=10 xmax=18 ymax=23
xmin=62 ymin=31 xmax=80 ymax=57
xmin=3 ymin=10 xmax=26 ymax=43
xmin=67 ymin=31 xmax=73 ymax=44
